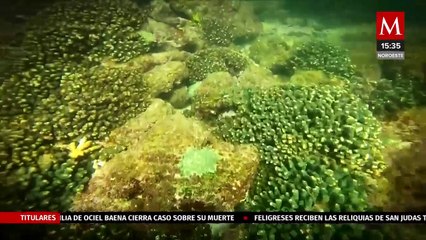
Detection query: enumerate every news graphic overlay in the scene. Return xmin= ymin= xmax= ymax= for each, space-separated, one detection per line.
xmin=376 ymin=12 xmax=405 ymax=60
xmin=55 ymin=212 xmax=426 ymax=224
xmin=2 ymin=212 xmax=426 ymax=224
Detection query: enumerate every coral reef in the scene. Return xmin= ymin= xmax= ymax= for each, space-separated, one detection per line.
xmin=248 ymin=35 xmax=291 ymax=70
xmin=218 ymin=85 xmax=387 ymax=239
xmin=0 ymin=0 xmax=153 ymax=212
xmin=179 ymin=147 xmax=221 ymax=178
xmin=167 ymin=0 xmax=262 ymax=43
xmin=2 ymin=0 xmax=425 ymax=239
xmin=190 ymin=63 xmax=284 ymax=120
xmin=284 ymin=40 xmax=357 ymax=79
xmin=288 ymin=70 xmax=346 ymax=87
xmin=49 ymin=66 xmax=150 ymax=142
xmin=367 ymin=74 xmax=426 ymax=119
xmin=381 ymin=138 xmax=426 ymax=240
xmin=21 ymin=0 xmax=152 ymax=66
xmin=191 ymin=72 xmax=237 ymax=119
xmin=190 ymin=63 xmax=285 ymax=121
xmin=143 ymin=61 xmax=189 ymax=97
xmin=201 ymin=18 xmax=235 ymax=46
xmin=72 ymin=99 xmax=259 ymax=215
xmin=186 ymin=47 xmax=248 ymax=83
xmin=169 ymin=86 xmax=191 ymax=109
xmin=0 ymin=64 xmax=150 ymax=211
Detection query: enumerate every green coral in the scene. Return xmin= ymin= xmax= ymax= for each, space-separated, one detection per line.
xmin=284 ymin=40 xmax=357 ymax=79
xmin=0 ymin=61 xmax=76 ymax=116
xmin=201 ymin=18 xmax=235 ymax=46
xmin=0 ymin=0 xmax=153 ymax=213
xmin=0 ymin=0 xmax=152 ymax=117
xmin=0 ymin=64 xmax=150 ymax=211
xmin=22 ymin=0 xmax=152 ymax=66
xmin=49 ymin=66 xmax=149 ymax=141
xmin=186 ymin=47 xmax=248 ymax=83
xmin=219 ymin=85 xmax=386 ymax=239
xmin=179 ymin=147 xmax=220 ymax=178
xmin=0 ymin=118 xmax=96 ymax=211
xmin=367 ymin=74 xmax=426 ymax=118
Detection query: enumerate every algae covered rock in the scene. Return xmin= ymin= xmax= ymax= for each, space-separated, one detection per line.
xmin=169 ymin=86 xmax=190 ymax=109
xmin=249 ymin=35 xmax=291 ymax=70
xmin=144 ymin=61 xmax=189 ymax=97
xmin=229 ymin=3 xmax=263 ymax=42
xmin=191 ymin=63 xmax=284 ymax=120
xmin=191 ymin=72 xmax=237 ymax=119
xmin=72 ymin=99 xmax=259 ymax=212
xmin=179 ymin=147 xmax=220 ymax=178
xmin=237 ymin=62 xmax=284 ymax=89
xmin=367 ymin=75 xmax=426 ymax=118
xmin=289 ymin=70 xmax=346 ymax=87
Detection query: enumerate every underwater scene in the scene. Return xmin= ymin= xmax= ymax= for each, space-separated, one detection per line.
xmin=1 ymin=0 xmax=426 ymax=239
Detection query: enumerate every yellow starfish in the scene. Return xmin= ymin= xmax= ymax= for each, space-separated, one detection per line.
xmin=67 ymin=137 xmax=100 ymax=159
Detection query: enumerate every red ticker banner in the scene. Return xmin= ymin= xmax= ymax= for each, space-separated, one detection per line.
xmin=0 ymin=212 xmax=60 ymax=224
xmin=0 ymin=212 xmax=425 ymax=224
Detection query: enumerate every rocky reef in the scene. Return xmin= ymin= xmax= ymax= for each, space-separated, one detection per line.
xmin=73 ymin=99 xmax=259 ymax=214
xmin=1 ymin=0 xmax=426 ymax=239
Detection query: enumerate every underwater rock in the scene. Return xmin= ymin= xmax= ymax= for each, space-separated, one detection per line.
xmin=167 ymin=0 xmax=262 ymax=45
xmin=72 ymin=99 xmax=259 ymax=213
xmin=149 ymin=0 xmax=183 ymax=26
xmin=169 ymin=86 xmax=190 ymax=109
xmin=288 ymin=70 xmax=346 ymax=87
xmin=143 ymin=19 xmax=171 ymax=44
xmin=167 ymin=0 xmax=200 ymax=19
xmin=217 ymin=1 xmax=263 ymax=43
xmin=386 ymin=138 xmax=426 ymax=212
xmin=105 ymin=50 xmax=190 ymax=73
xmin=144 ymin=61 xmax=188 ymax=97
xmin=200 ymin=2 xmax=262 ymax=45
xmin=192 ymin=72 xmax=236 ymax=119
xmin=172 ymin=20 xmax=206 ymax=52
xmin=191 ymin=62 xmax=285 ymax=120
xmin=395 ymin=107 xmax=426 ymax=141
xmin=237 ymin=62 xmax=284 ymax=89
xmin=382 ymin=135 xmax=426 ymax=240
xmin=106 ymin=99 xmax=175 ymax=148
xmin=248 ymin=35 xmax=291 ymax=70
xmin=229 ymin=3 xmax=263 ymax=42
xmin=188 ymin=81 xmax=202 ymax=99
xmin=144 ymin=18 xmax=205 ymax=52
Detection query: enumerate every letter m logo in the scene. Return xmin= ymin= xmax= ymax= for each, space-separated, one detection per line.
xmin=376 ymin=12 xmax=405 ymax=40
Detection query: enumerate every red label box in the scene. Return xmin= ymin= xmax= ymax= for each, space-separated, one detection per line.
xmin=376 ymin=12 xmax=405 ymax=40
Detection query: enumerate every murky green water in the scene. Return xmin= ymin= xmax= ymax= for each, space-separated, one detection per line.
xmin=1 ymin=0 xmax=425 ymax=239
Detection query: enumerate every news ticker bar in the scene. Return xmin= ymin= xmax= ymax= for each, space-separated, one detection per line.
xmin=1 ymin=212 xmax=426 ymax=224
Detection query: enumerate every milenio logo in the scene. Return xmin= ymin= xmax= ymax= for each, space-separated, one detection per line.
xmin=376 ymin=12 xmax=405 ymax=60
